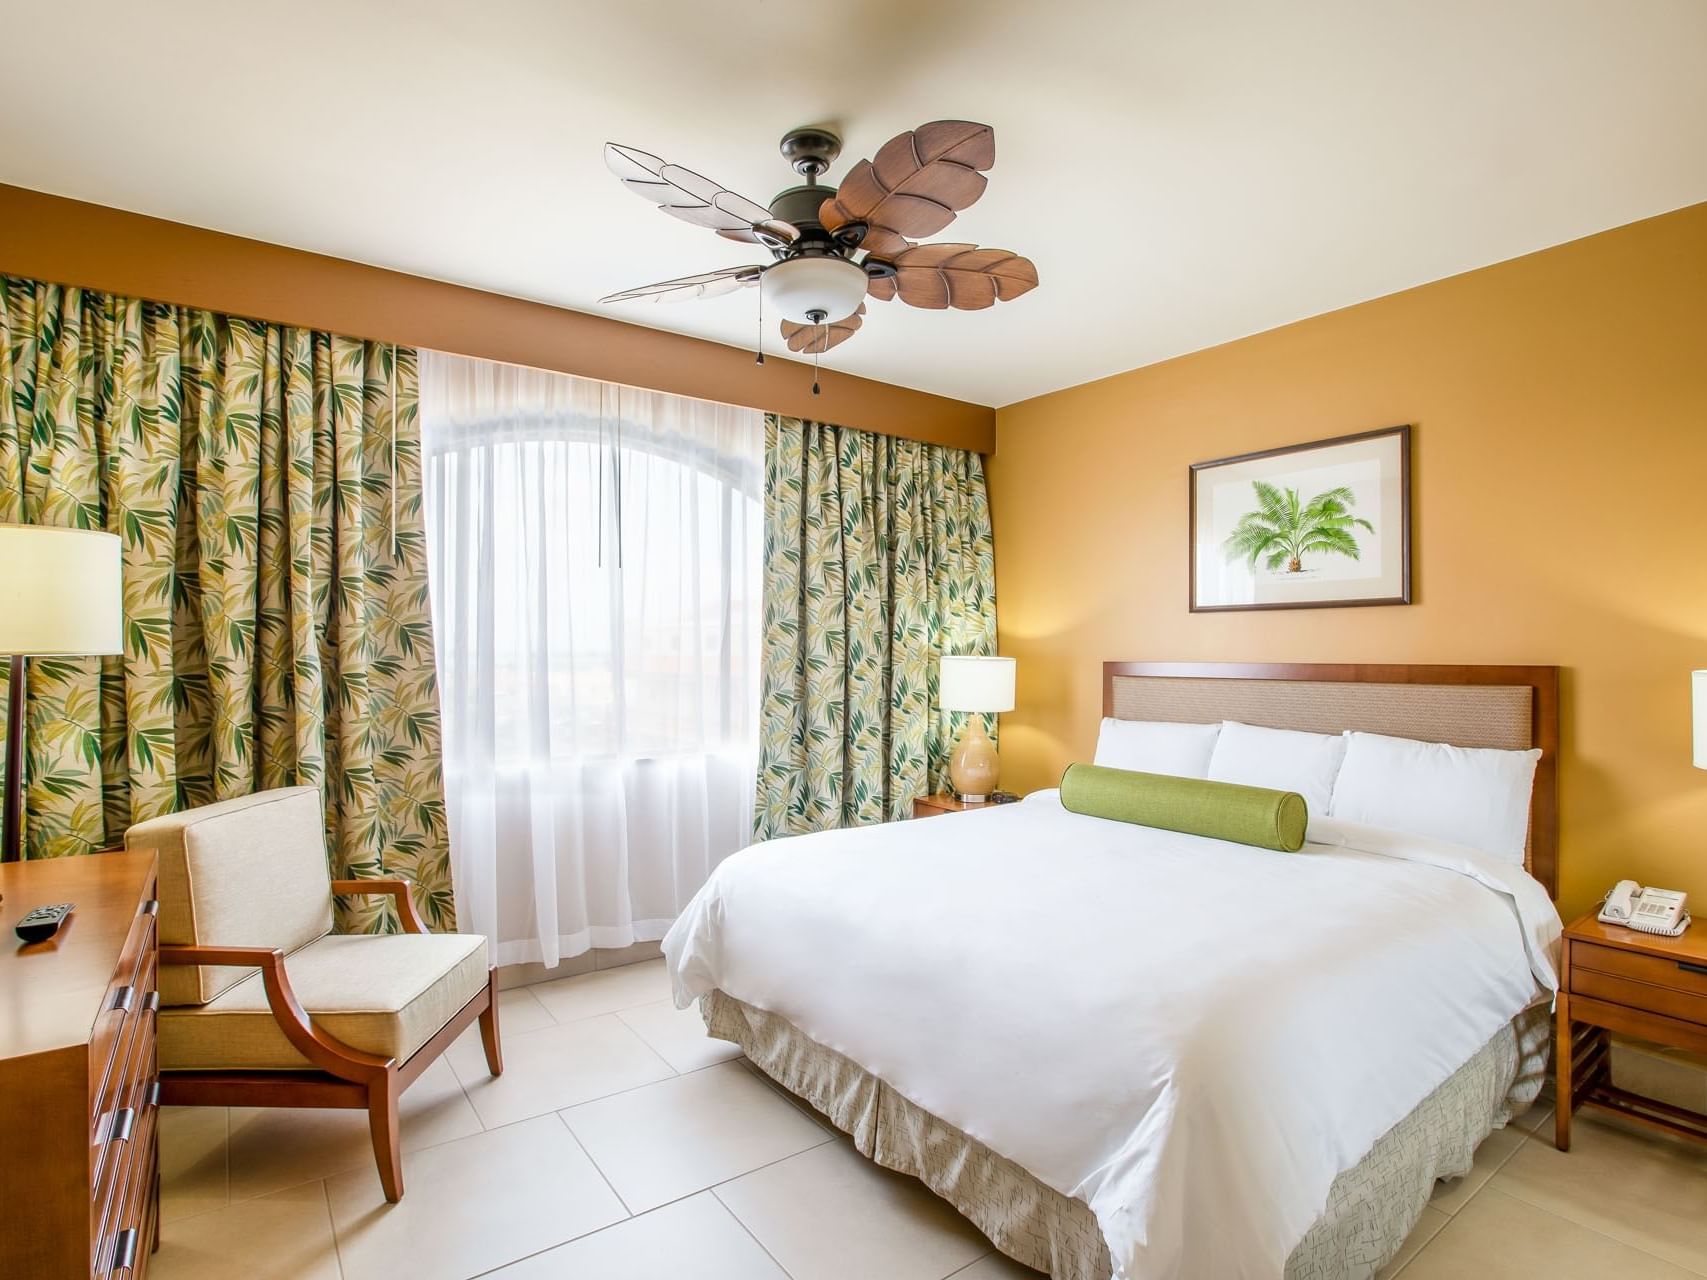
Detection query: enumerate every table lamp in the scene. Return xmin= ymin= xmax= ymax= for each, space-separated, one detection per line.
xmin=1695 ymin=670 xmax=1707 ymax=770
xmin=939 ymin=655 xmax=1016 ymax=802
xmin=0 ymin=525 xmax=123 ymax=863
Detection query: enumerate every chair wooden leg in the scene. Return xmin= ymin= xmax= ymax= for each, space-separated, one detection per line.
xmin=367 ymin=1074 xmax=404 ymax=1202
xmin=479 ymin=968 xmax=504 ymax=1077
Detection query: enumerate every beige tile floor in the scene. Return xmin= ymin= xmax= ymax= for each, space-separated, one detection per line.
xmin=153 ymin=959 xmax=1707 ymax=1280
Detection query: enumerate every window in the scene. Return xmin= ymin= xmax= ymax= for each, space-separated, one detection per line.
xmin=421 ymin=352 xmax=762 ymax=966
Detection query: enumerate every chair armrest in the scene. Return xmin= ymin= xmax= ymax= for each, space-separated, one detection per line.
xmin=330 ymin=878 xmax=429 ymax=934
xmin=159 ymin=944 xmax=392 ymax=1082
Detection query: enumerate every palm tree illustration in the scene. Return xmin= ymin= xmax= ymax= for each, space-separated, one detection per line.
xmin=1223 ymin=481 xmax=1374 ymax=574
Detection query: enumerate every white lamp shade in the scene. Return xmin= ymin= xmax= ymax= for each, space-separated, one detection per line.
xmin=939 ymin=656 xmax=1016 ymax=714
xmin=760 ymin=256 xmax=869 ymax=325
xmin=0 ymin=525 xmax=123 ymax=656
xmin=1695 ymin=670 xmax=1707 ymax=770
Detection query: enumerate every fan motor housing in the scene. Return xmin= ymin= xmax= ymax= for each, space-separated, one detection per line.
xmin=769 ymin=184 xmax=835 ymax=234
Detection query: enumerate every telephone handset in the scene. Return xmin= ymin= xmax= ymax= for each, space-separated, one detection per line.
xmin=1599 ymin=880 xmax=1691 ymax=936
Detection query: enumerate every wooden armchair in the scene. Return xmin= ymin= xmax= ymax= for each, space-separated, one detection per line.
xmin=126 ymin=787 xmax=501 ymax=1202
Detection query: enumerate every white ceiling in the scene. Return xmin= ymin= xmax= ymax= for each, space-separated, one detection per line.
xmin=4 ymin=1 xmax=1705 ymax=407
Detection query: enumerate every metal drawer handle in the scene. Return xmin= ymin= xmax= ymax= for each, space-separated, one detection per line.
xmin=144 ymin=989 xmax=160 ymax=1014
xmin=109 ymin=985 xmax=135 ymax=1015
xmin=1679 ymin=961 xmax=1707 ymax=977
xmin=110 ymin=1227 xmax=139 ymax=1273
xmin=139 ymin=897 xmax=159 ymax=917
xmin=105 ymin=1107 xmax=136 ymax=1146
xmin=145 ymin=1079 xmax=161 ymax=1108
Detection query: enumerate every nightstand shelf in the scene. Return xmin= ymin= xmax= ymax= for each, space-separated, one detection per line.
xmin=1555 ymin=914 xmax=1707 ymax=1151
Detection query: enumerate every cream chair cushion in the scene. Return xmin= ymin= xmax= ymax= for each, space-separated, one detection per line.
xmin=158 ymin=932 xmax=488 ymax=1071
xmin=127 ymin=787 xmax=336 ymax=1007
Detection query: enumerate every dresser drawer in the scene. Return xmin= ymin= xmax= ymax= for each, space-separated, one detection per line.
xmin=93 ymin=1055 xmax=156 ymax=1264
xmin=94 ymin=949 xmax=157 ymax=1131
xmin=91 ymin=900 xmax=157 ymax=1108
xmin=92 ymin=966 xmax=157 ymax=1240
xmin=1573 ymin=939 xmax=1707 ymax=998
xmin=96 ymin=1101 xmax=156 ymax=1279
xmin=1572 ymin=968 xmax=1707 ymax=1026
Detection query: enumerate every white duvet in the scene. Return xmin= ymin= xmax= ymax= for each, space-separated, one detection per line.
xmin=664 ymin=791 xmax=1561 ymax=1280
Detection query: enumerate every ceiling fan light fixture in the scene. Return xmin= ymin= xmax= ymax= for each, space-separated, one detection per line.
xmin=761 ymin=256 xmax=868 ymax=326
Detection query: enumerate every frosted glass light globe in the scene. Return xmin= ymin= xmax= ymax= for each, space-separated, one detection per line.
xmin=761 ymin=257 xmax=868 ymax=325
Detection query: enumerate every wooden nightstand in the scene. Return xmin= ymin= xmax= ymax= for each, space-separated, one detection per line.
xmin=912 ymin=793 xmax=1014 ymax=819
xmin=1555 ymin=913 xmax=1707 ymax=1151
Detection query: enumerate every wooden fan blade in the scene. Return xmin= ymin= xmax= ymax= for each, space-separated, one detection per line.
xmin=780 ymin=304 xmax=865 ymax=354
xmin=886 ymin=245 xmax=1038 ymax=311
xmin=820 ymin=121 xmax=994 ymax=240
xmin=600 ymin=265 xmax=763 ymax=305
xmin=718 ymin=219 xmax=800 ymax=248
xmin=867 ymin=275 xmax=897 ymax=302
xmin=855 ymin=225 xmax=914 ymax=261
xmin=604 ymin=143 xmax=800 ymax=245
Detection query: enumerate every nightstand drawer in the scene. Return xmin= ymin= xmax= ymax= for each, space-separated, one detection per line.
xmin=1574 ymin=940 xmax=1707 ymax=999
xmin=1572 ymin=969 xmax=1707 ymax=1027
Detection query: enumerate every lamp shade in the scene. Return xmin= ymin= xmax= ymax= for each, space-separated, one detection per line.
xmin=1695 ymin=670 xmax=1707 ymax=770
xmin=0 ymin=525 xmax=123 ymax=656
xmin=939 ymin=656 xmax=1016 ymax=714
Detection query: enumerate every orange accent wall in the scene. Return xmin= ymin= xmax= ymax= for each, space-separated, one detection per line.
xmin=990 ymin=201 xmax=1707 ymax=917
xmin=0 ymin=184 xmax=993 ymax=454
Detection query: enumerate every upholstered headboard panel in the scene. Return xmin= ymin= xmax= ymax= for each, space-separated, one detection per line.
xmin=1102 ymin=663 xmax=1561 ymax=895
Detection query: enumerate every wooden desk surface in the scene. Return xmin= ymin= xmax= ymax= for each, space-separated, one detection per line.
xmin=0 ymin=851 xmax=158 ymax=1059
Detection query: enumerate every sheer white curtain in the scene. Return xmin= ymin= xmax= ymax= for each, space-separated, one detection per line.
xmin=420 ymin=352 xmax=763 ymax=968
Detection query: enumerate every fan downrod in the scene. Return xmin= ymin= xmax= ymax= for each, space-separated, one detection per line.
xmin=779 ymin=127 xmax=842 ymax=182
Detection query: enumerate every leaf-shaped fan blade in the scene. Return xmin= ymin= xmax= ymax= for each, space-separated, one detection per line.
xmin=604 ymin=144 xmax=800 ymax=247
xmin=599 ymin=265 xmax=763 ymax=305
xmin=882 ymin=244 xmax=1038 ymax=311
xmin=819 ymin=121 xmax=994 ymax=240
xmin=858 ymin=226 xmax=915 ymax=262
xmin=780 ymin=304 xmax=865 ymax=355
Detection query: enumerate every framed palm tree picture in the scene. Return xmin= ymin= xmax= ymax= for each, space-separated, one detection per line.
xmin=1189 ymin=425 xmax=1411 ymax=611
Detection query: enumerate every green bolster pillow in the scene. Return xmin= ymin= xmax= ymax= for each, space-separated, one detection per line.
xmin=1059 ymin=763 xmax=1308 ymax=852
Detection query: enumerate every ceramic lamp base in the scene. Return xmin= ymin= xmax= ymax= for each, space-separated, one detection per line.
xmin=949 ymin=718 xmax=1000 ymax=802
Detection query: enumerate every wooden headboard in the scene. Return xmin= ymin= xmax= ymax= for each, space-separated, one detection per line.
xmin=1102 ymin=662 xmax=1561 ymax=896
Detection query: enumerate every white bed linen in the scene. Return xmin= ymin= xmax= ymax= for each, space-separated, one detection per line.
xmin=665 ymin=791 xmax=1560 ymax=1280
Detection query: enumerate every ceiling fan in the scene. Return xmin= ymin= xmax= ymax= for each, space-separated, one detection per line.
xmin=598 ymin=121 xmax=1038 ymax=387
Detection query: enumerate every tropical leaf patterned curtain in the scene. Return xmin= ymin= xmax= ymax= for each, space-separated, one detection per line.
xmin=755 ymin=414 xmax=996 ymax=838
xmin=0 ymin=275 xmax=451 ymax=931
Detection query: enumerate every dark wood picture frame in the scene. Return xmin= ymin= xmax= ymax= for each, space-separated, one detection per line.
xmin=1189 ymin=425 xmax=1412 ymax=612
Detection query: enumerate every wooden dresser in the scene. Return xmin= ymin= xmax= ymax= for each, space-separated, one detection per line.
xmin=0 ymin=851 xmax=160 ymax=1278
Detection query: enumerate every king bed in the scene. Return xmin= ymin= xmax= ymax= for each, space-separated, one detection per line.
xmin=664 ymin=662 xmax=1564 ymax=1280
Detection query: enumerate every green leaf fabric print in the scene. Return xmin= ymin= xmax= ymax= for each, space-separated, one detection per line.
xmin=754 ymin=415 xmax=997 ymax=839
xmin=0 ymin=276 xmax=450 ymax=933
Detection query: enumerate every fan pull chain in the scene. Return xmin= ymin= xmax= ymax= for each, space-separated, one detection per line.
xmin=755 ymin=287 xmax=765 ymax=366
xmin=812 ymin=343 xmax=821 ymax=396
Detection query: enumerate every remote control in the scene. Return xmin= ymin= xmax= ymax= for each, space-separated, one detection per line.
xmin=15 ymin=902 xmax=73 ymax=943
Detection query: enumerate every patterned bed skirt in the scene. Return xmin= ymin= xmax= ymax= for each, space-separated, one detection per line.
xmin=703 ymin=991 xmax=1550 ymax=1280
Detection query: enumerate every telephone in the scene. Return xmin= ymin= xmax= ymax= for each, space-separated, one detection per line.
xmin=1599 ymin=880 xmax=1691 ymax=936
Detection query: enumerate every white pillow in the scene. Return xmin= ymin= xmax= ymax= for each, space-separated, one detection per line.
xmin=1329 ymin=731 xmax=1540 ymax=864
xmin=1205 ymin=721 xmax=1347 ymax=817
xmin=1093 ymin=718 xmax=1220 ymax=778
